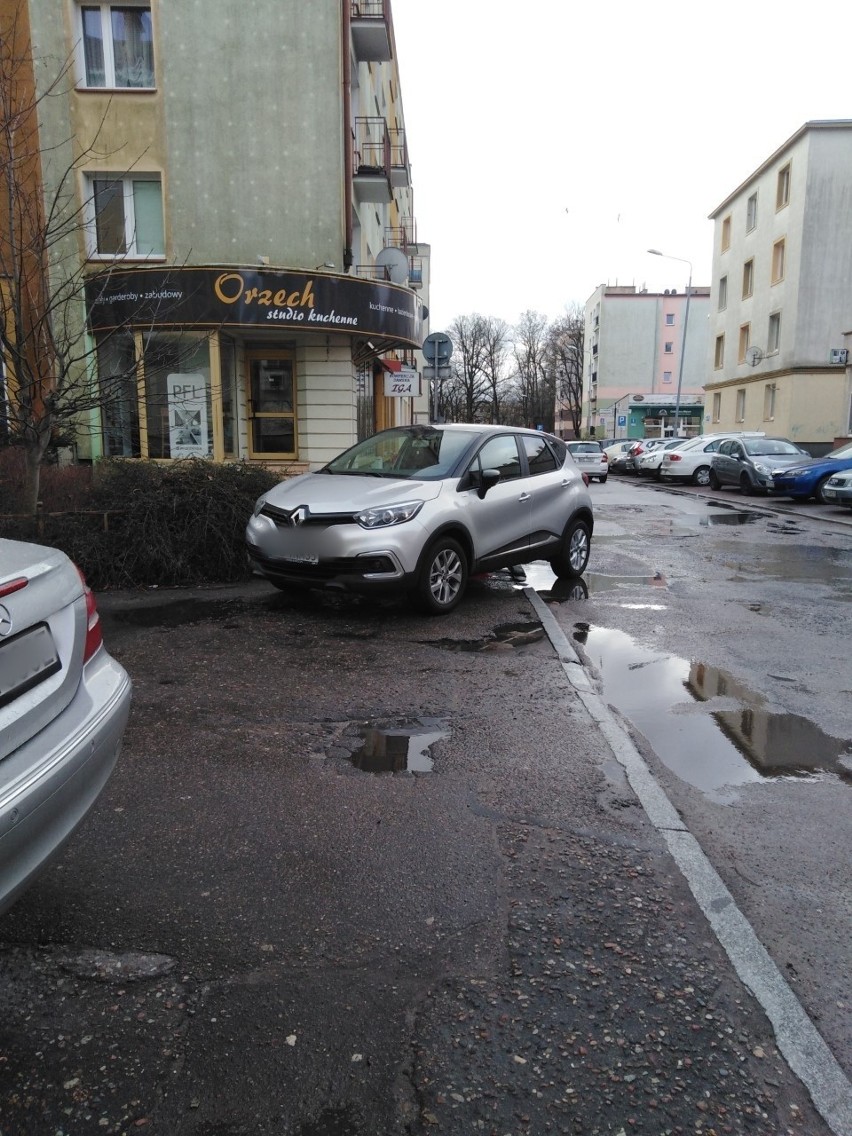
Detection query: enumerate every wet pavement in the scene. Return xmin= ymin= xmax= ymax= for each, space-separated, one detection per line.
xmin=1 ymin=483 xmax=850 ymax=1135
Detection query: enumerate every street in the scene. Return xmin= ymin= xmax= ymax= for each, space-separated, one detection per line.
xmin=0 ymin=477 xmax=850 ymax=1136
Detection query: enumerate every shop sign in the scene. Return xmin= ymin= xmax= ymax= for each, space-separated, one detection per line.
xmin=384 ymin=366 xmax=420 ymax=397
xmin=85 ymin=266 xmax=425 ymax=349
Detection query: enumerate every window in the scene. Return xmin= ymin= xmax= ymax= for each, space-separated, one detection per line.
xmin=746 ymin=192 xmax=758 ymax=230
xmin=736 ymin=389 xmax=746 ymax=422
xmin=248 ymin=353 xmax=296 ymax=457
xmin=772 ymin=239 xmax=786 ymax=284
xmin=664 ymin=341 xmax=673 ymax=354
xmin=665 ymin=313 xmax=675 ymax=325
xmin=97 ymin=332 xmax=140 ymax=456
xmin=663 ymin=371 xmax=672 ymax=384
xmin=712 ymin=392 xmax=721 ymax=422
xmin=763 ymin=383 xmax=776 ymax=421
xmin=776 ymin=163 xmax=791 ymax=210
xmin=86 ymin=174 xmax=164 ymax=257
xmin=78 ymin=5 xmax=154 ymax=88
xmin=742 ymin=259 xmax=754 ymax=298
xmin=718 ymin=275 xmax=728 ymax=310
xmin=738 ymin=324 xmax=750 ymax=363
xmin=522 ymin=434 xmax=558 ymax=475
xmin=721 ymin=215 xmax=731 ymax=251
xmin=714 ymin=334 xmax=725 ymax=369
xmin=475 ymin=435 xmax=521 ymax=481
xmin=768 ymin=312 xmax=781 ymax=354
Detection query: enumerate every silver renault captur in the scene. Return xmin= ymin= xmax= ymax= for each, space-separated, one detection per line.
xmin=246 ymin=424 xmax=594 ymax=614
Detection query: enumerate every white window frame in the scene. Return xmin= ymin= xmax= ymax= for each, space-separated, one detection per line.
xmin=763 ymin=383 xmax=776 ymax=422
xmin=768 ymin=311 xmax=781 ymax=354
xmin=746 ymin=192 xmax=758 ymax=231
xmin=736 ymin=389 xmax=746 ymax=422
xmin=712 ymin=392 xmax=721 ymax=422
xmin=665 ymin=313 xmax=675 ymax=325
xmin=84 ymin=173 xmax=165 ymax=259
xmin=718 ymin=275 xmax=728 ymax=311
xmin=664 ymin=341 xmax=673 ymax=354
xmin=714 ymin=334 xmax=725 ymax=369
xmin=76 ymin=3 xmax=154 ymax=90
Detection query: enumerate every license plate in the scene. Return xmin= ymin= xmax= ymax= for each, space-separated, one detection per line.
xmin=823 ymin=488 xmax=836 ymax=499
xmin=283 ymin=554 xmax=319 ymax=566
xmin=0 ymin=623 xmax=62 ymax=709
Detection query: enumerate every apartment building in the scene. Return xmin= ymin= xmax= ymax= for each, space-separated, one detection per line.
xmin=579 ymin=284 xmax=710 ymax=440
xmin=705 ymin=121 xmax=852 ymax=451
xmin=3 ymin=0 xmax=429 ymax=472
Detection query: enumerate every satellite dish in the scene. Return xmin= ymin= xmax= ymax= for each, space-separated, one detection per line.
xmin=375 ymin=246 xmax=409 ymax=285
xmin=746 ymin=346 xmax=764 ymax=367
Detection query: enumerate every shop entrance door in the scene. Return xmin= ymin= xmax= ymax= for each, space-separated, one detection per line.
xmin=246 ymin=352 xmax=296 ymax=457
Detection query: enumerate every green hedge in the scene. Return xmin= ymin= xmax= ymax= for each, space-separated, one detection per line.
xmin=0 ymin=458 xmax=280 ymax=589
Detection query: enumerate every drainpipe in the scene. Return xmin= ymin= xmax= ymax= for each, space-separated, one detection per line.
xmin=342 ymin=1 xmax=354 ymax=271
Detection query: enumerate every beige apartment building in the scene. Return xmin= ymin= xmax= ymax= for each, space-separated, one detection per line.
xmin=705 ymin=121 xmax=852 ymax=451
xmin=6 ymin=0 xmax=430 ymax=473
xmin=576 ymin=284 xmax=710 ymax=440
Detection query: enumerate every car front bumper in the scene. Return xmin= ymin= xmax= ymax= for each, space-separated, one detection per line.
xmin=821 ymin=483 xmax=852 ymax=505
xmin=0 ymin=650 xmax=132 ymax=915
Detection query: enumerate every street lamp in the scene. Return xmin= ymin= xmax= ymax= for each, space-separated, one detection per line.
xmin=648 ymin=248 xmax=692 ymax=437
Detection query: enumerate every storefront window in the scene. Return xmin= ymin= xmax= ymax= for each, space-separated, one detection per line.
xmin=220 ymin=336 xmax=237 ymax=458
xmin=247 ymin=353 xmax=296 ymax=456
xmin=97 ymin=332 xmax=140 ymax=456
xmin=143 ymin=333 xmax=212 ymax=459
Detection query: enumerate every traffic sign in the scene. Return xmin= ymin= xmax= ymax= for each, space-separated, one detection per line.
xmin=422 ymin=332 xmax=453 ymax=363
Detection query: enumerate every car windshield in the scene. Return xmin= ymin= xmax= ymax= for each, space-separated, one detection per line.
xmin=827 ymin=441 xmax=852 ymax=460
xmin=743 ymin=439 xmax=806 ymax=456
xmin=323 ymin=427 xmax=480 ymax=479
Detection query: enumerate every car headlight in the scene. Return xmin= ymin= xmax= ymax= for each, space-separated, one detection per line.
xmin=753 ymin=463 xmax=772 ymax=477
xmin=253 ymin=496 xmax=267 ymax=517
xmin=356 ymin=500 xmax=424 ymax=529
xmin=783 ymin=469 xmax=809 ymax=478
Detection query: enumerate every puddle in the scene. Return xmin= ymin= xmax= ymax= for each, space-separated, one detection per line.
xmin=574 ymin=624 xmax=851 ymax=801
xmin=426 ymin=621 xmax=545 ymax=653
xmin=698 ymin=511 xmax=761 ymax=527
xmin=520 ymin=561 xmax=666 ymax=598
xmin=349 ymin=717 xmax=450 ymax=774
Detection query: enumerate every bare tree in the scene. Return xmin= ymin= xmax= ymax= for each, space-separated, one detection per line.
xmin=547 ymin=304 xmax=585 ymax=438
xmin=444 ymin=314 xmax=492 ymax=422
xmin=0 ymin=3 xmax=195 ymax=513
xmin=512 ymin=310 xmax=555 ymax=432
xmin=479 ymin=315 xmax=512 ymax=423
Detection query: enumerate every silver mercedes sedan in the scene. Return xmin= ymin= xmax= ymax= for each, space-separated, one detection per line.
xmin=0 ymin=539 xmax=132 ymax=915
xmin=246 ymin=424 xmax=594 ymax=614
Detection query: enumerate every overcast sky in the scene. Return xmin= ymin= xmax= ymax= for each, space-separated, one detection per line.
xmin=391 ymin=0 xmax=850 ymax=332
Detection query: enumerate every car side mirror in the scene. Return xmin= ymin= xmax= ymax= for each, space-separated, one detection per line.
xmin=477 ymin=468 xmax=502 ymax=499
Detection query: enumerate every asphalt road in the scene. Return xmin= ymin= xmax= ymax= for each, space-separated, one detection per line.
xmin=0 ymin=478 xmax=850 ymax=1136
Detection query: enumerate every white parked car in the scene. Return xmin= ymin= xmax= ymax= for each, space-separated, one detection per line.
xmin=0 ymin=539 xmax=132 ymax=915
xmin=821 ymin=469 xmax=852 ymax=509
xmin=659 ymin=432 xmax=765 ymax=487
xmin=566 ymin=440 xmax=608 ymax=482
xmin=636 ymin=438 xmax=689 ymax=478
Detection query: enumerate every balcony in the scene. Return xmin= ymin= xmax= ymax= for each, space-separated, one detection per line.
xmin=353 ymin=117 xmax=392 ymax=203
xmin=350 ymin=0 xmax=391 ymax=62
xmin=408 ymin=257 xmax=423 ymax=288
xmin=356 ymin=264 xmax=392 ymax=281
xmin=384 ymin=220 xmax=417 ymax=252
xmin=389 ymin=128 xmax=410 ymax=188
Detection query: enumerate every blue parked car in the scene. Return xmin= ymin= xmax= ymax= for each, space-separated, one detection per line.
xmin=772 ymin=439 xmax=852 ymax=502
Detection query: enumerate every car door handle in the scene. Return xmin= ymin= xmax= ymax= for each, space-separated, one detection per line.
xmin=518 ymin=492 xmax=531 ymax=502
xmin=561 ymin=479 xmax=572 ymax=487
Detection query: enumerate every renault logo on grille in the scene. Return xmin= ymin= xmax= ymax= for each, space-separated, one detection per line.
xmin=287 ymin=506 xmax=308 ymax=526
xmin=0 ymin=604 xmax=12 ymax=638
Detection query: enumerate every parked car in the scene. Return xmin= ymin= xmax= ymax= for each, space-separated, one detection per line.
xmin=771 ymin=439 xmax=852 ymax=503
xmin=0 ymin=539 xmax=132 ymax=916
xmin=820 ymin=469 xmax=852 ymax=509
xmin=625 ymin=437 xmax=671 ymax=474
xmin=659 ymin=432 xmax=765 ymax=486
xmin=246 ymin=424 xmax=594 ymax=615
xmin=709 ymin=436 xmax=812 ymax=494
xmin=566 ymin=440 xmax=608 ymax=482
xmin=603 ymin=440 xmax=636 ymax=474
xmin=636 ymin=438 xmax=689 ymax=478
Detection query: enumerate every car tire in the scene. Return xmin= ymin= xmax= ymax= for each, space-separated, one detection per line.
xmin=709 ymin=470 xmax=721 ymax=490
xmin=549 ymin=517 xmax=591 ymax=579
xmin=598 ymin=475 xmax=608 ymax=484
xmin=815 ymin=476 xmax=832 ymax=504
xmin=411 ymin=537 xmax=468 ymax=615
xmin=739 ymin=472 xmax=755 ymax=496
xmin=692 ymin=465 xmax=712 ymax=487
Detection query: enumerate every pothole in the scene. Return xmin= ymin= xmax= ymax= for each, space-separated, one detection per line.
xmin=348 ymin=717 xmax=450 ymax=774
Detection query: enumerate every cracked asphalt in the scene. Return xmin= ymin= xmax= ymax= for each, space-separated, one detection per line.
xmin=0 ymin=573 xmax=839 ymax=1135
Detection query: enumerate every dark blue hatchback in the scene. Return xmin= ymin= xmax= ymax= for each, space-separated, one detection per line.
xmin=772 ymin=440 xmax=852 ymax=502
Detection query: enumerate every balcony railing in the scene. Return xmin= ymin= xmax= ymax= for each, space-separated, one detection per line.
xmin=356 ymin=264 xmax=392 ymax=281
xmin=384 ymin=220 xmax=417 ymax=251
xmin=350 ymin=0 xmax=391 ymax=62
xmin=353 ymin=117 xmax=392 ymax=203
xmin=389 ymin=128 xmax=410 ymax=188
